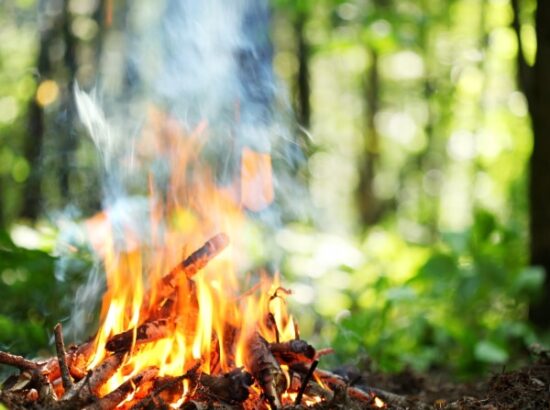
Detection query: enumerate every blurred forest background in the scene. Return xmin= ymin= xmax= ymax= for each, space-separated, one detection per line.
xmin=0 ymin=0 xmax=549 ymax=378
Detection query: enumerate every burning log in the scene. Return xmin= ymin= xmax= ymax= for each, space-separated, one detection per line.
xmin=162 ymin=233 xmax=229 ymax=289
xmin=82 ymin=367 xmax=158 ymax=410
xmin=69 ymin=341 xmax=95 ymax=379
xmin=268 ymin=340 xmax=315 ymax=366
xmin=63 ymin=352 xmax=125 ymax=402
xmin=126 ymin=377 xmax=183 ymax=410
xmin=190 ymin=368 xmax=253 ymax=404
xmin=86 ymin=353 xmax=125 ymax=395
xmin=146 ymin=233 xmax=229 ymax=323
xmin=127 ymin=363 xmax=200 ymax=410
xmin=105 ymin=319 xmax=171 ymax=352
xmin=244 ymin=333 xmax=287 ymax=409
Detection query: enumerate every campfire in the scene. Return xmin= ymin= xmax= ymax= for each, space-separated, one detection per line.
xmin=0 ymin=109 xmax=387 ymax=410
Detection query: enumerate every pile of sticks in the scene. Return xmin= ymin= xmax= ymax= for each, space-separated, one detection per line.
xmin=0 ymin=234 xmax=391 ymax=410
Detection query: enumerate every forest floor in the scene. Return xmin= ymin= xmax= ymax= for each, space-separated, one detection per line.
xmin=349 ymin=348 xmax=550 ymax=409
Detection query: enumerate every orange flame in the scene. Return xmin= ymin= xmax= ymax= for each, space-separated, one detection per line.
xmin=85 ymin=108 xmax=293 ymax=400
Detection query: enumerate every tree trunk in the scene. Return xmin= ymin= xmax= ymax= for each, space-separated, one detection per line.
xmin=513 ymin=0 xmax=550 ymax=328
xmin=356 ymin=49 xmax=381 ymax=226
xmin=58 ymin=4 xmax=78 ymax=201
xmin=294 ymin=11 xmax=310 ymax=128
xmin=20 ymin=5 xmax=55 ymax=220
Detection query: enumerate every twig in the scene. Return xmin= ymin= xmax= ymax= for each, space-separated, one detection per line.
xmin=0 ymin=350 xmax=39 ymax=371
xmin=294 ymin=360 xmax=318 ymax=406
xmin=54 ymin=323 xmax=74 ymax=391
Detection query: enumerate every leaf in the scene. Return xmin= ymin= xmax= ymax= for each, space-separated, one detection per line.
xmin=514 ymin=266 xmax=545 ymax=293
xmin=417 ymin=253 xmax=457 ymax=280
xmin=386 ymin=286 xmax=415 ymax=301
xmin=474 ymin=340 xmax=509 ymax=364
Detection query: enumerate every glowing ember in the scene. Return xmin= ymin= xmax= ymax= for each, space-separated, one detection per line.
xmin=374 ymin=396 xmax=386 ymax=408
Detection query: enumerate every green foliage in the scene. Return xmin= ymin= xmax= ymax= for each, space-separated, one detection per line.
xmin=327 ymin=210 xmax=541 ymax=375
xmin=0 ymin=230 xmax=63 ymax=356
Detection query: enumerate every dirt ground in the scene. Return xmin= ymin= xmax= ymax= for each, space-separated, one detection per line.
xmin=343 ymin=348 xmax=550 ymax=409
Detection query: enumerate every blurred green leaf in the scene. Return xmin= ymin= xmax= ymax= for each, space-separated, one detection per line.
xmin=474 ymin=340 xmax=509 ymax=364
xmin=514 ymin=266 xmax=545 ymax=293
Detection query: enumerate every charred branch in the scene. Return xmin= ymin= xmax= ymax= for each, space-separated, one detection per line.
xmin=105 ymin=319 xmax=171 ymax=352
xmin=191 ymin=368 xmax=253 ymax=404
xmin=244 ymin=333 xmax=286 ymax=409
xmin=269 ymin=340 xmax=315 ymax=365
xmin=162 ymin=233 xmax=229 ymax=289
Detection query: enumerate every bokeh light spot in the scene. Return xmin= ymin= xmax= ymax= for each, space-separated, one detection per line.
xmin=36 ymin=80 xmax=59 ymax=107
xmin=0 ymin=97 xmax=18 ymax=124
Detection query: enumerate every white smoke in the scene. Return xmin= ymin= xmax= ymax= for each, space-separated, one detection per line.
xmin=63 ymin=0 xmax=310 ymax=337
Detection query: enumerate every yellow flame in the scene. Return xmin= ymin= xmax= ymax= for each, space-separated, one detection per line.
xmin=85 ymin=109 xmax=295 ymax=402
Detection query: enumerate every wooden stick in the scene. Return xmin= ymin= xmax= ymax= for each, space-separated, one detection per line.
xmin=105 ymin=319 xmax=171 ymax=352
xmin=294 ymin=360 xmax=318 ymax=405
xmin=149 ymin=233 xmax=229 ymax=322
xmin=54 ymin=323 xmax=73 ymax=392
xmin=0 ymin=351 xmax=39 ymax=371
xmin=162 ymin=233 xmax=229 ymax=289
